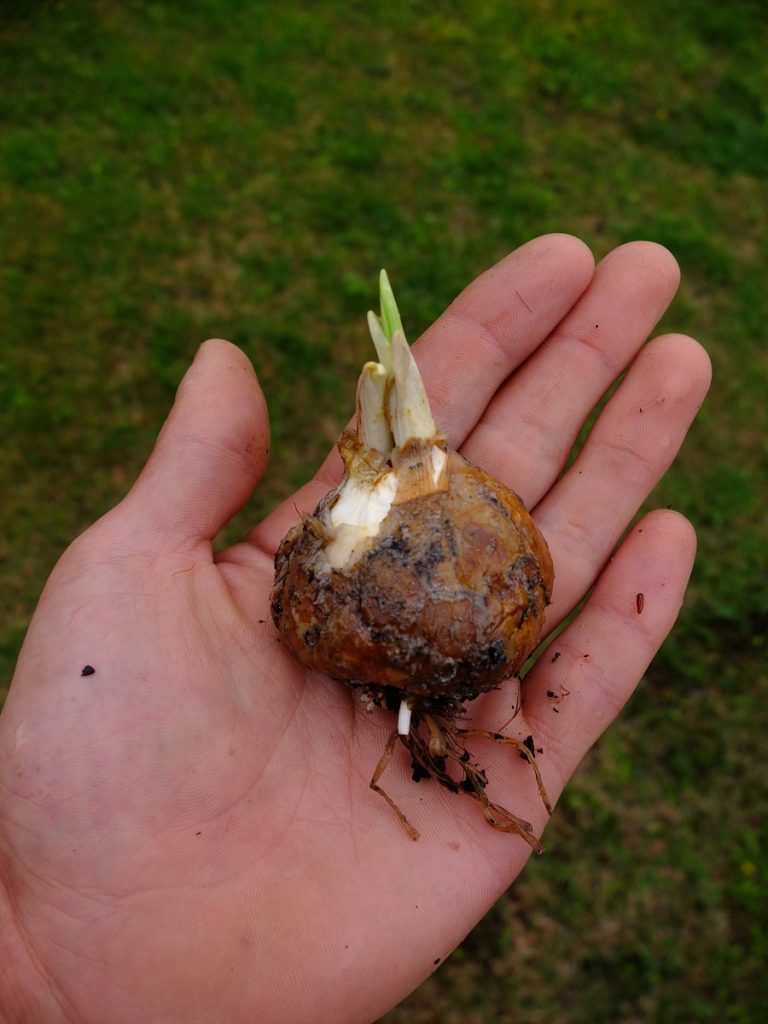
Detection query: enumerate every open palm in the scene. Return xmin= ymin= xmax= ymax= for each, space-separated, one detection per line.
xmin=0 ymin=235 xmax=711 ymax=1023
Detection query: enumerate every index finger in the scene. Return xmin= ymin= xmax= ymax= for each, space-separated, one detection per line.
xmin=252 ymin=233 xmax=595 ymax=555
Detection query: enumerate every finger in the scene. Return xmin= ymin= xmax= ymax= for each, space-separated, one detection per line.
xmin=523 ymin=510 xmax=697 ymax=795
xmin=253 ymin=233 xmax=595 ymax=554
xmin=535 ymin=333 xmax=711 ymax=631
xmin=122 ymin=340 xmax=270 ymax=548
xmin=407 ymin=232 xmax=595 ymax=443
xmin=461 ymin=241 xmax=681 ymax=506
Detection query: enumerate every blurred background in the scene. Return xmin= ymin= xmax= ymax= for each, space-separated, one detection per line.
xmin=1 ymin=1 xmax=766 ymax=1020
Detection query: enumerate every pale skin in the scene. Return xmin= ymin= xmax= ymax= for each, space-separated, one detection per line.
xmin=0 ymin=235 xmax=711 ymax=1023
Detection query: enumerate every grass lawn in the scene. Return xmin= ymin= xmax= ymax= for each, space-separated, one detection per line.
xmin=1 ymin=1 xmax=766 ymax=1020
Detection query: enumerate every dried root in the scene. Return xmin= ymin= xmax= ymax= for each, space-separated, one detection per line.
xmin=369 ymin=711 xmax=552 ymax=852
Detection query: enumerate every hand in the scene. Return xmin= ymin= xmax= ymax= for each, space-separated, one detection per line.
xmin=0 ymin=235 xmax=710 ymax=1023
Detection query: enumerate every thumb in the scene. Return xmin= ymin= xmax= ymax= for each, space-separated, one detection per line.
xmin=123 ymin=339 xmax=270 ymax=547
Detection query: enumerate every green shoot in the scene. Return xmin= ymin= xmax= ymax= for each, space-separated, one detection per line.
xmin=367 ymin=269 xmax=405 ymax=370
xmin=379 ymin=268 xmax=404 ymax=343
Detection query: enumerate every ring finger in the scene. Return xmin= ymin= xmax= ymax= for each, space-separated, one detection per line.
xmin=535 ymin=331 xmax=711 ymax=633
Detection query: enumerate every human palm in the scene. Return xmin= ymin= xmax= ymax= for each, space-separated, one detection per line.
xmin=0 ymin=235 xmax=710 ymax=1023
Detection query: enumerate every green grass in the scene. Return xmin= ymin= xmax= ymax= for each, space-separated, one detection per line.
xmin=1 ymin=1 xmax=767 ymax=1020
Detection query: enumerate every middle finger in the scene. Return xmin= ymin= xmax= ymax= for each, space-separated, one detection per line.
xmin=460 ymin=241 xmax=681 ymax=507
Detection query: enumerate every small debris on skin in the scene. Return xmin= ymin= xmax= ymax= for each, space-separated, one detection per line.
xmin=81 ymin=665 xmax=95 ymax=677
xmin=434 ymin=958 xmax=441 ymax=965
xmin=546 ymin=690 xmax=558 ymax=698
xmin=636 ymin=592 xmax=645 ymax=614
xmin=519 ymin=736 xmax=544 ymax=759
xmin=551 ymin=651 xmax=561 ymax=663
xmin=515 ymin=290 xmax=534 ymax=314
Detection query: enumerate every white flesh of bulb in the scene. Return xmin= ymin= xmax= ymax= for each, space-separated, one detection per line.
xmin=325 ymin=471 xmax=398 ymax=569
xmin=398 ymin=700 xmax=412 ymax=736
xmin=430 ymin=446 xmax=447 ymax=486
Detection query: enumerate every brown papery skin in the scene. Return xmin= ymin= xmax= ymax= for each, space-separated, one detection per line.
xmin=271 ymin=448 xmax=553 ymax=704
